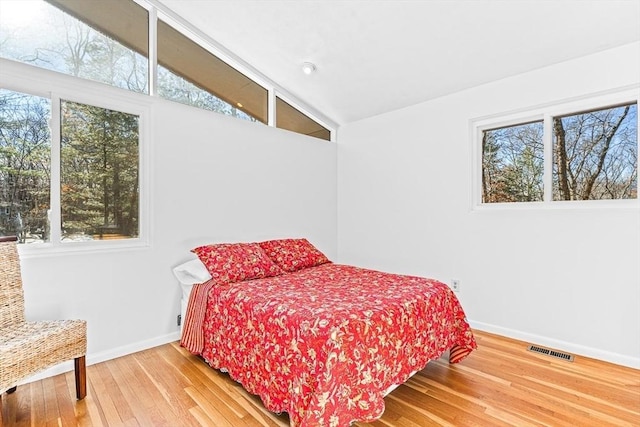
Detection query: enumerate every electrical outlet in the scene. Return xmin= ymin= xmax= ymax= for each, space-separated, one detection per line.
xmin=452 ymin=279 xmax=460 ymax=292
xmin=177 ymin=314 xmax=182 ymax=326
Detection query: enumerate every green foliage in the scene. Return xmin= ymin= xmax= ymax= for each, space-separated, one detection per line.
xmin=0 ymin=91 xmax=140 ymax=243
xmin=61 ymin=101 xmax=139 ymax=239
xmin=482 ymin=121 xmax=544 ymax=203
xmin=0 ymin=90 xmax=51 ymax=242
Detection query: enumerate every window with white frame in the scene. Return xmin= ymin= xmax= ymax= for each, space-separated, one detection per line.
xmin=0 ymin=0 xmax=333 ymax=140
xmin=276 ymin=97 xmax=331 ymax=141
xmin=0 ymin=0 xmax=149 ymax=94
xmin=156 ymin=18 xmax=266 ymax=123
xmin=0 ymin=88 xmax=143 ymax=245
xmin=474 ymin=91 xmax=638 ymax=206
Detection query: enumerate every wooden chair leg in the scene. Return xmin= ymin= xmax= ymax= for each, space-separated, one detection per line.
xmin=6 ymin=386 xmax=16 ymax=394
xmin=74 ymin=356 xmax=86 ymax=400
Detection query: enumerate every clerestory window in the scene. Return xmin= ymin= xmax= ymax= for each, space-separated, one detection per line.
xmin=0 ymin=0 xmax=149 ymax=93
xmin=276 ymin=97 xmax=331 ymax=141
xmin=156 ymin=18 xmax=266 ymax=122
xmin=0 ymin=0 xmax=330 ymax=138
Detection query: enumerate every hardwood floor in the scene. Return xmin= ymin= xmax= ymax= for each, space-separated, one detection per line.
xmin=2 ymin=330 xmax=639 ymax=426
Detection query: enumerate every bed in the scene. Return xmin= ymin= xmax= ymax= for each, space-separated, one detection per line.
xmin=175 ymin=239 xmax=476 ymax=426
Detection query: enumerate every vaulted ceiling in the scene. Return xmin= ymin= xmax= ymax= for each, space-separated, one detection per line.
xmin=157 ymin=0 xmax=640 ymax=127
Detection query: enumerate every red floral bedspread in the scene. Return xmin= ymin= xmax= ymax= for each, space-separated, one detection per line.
xmin=199 ymin=263 xmax=476 ymax=426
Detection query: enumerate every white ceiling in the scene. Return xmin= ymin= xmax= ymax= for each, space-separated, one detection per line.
xmin=157 ymin=0 xmax=640 ymax=127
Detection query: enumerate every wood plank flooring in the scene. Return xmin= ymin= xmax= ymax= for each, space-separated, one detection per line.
xmin=2 ymin=330 xmax=639 ymax=426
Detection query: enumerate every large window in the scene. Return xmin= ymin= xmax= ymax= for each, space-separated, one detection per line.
xmin=476 ymin=93 xmax=638 ymax=206
xmin=0 ymin=89 xmax=142 ymax=245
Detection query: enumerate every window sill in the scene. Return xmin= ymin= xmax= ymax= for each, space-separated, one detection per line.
xmin=472 ymin=198 xmax=639 ymax=212
xmin=17 ymin=238 xmax=150 ymax=259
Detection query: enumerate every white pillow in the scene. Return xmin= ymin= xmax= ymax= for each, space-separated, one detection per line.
xmin=173 ymin=259 xmax=212 ymax=304
xmin=172 ymin=258 xmax=212 ymax=285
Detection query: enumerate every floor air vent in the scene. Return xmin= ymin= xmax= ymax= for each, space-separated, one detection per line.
xmin=527 ymin=345 xmax=574 ymax=362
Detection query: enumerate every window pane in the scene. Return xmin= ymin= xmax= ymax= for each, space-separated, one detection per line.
xmin=60 ymin=101 xmax=139 ymax=241
xmin=0 ymin=89 xmax=51 ymax=244
xmin=158 ymin=65 xmax=256 ymax=121
xmin=553 ymin=103 xmax=637 ymax=200
xmin=276 ymin=97 xmax=331 ymax=141
xmin=0 ymin=0 xmax=148 ymax=93
xmin=482 ymin=121 xmax=544 ymax=203
xmin=157 ymin=19 xmax=267 ymax=122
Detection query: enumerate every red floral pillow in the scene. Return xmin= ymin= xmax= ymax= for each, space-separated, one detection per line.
xmin=258 ymin=238 xmax=330 ymax=272
xmin=191 ymin=242 xmax=283 ymax=284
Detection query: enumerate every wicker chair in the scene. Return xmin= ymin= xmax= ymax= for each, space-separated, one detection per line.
xmin=0 ymin=236 xmax=87 ymax=400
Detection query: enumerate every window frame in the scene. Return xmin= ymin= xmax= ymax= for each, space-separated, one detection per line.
xmin=471 ymin=86 xmax=640 ymax=211
xmin=275 ymin=92 xmax=334 ymax=142
xmin=155 ymin=16 xmax=268 ymax=123
xmin=1 ymin=60 xmax=151 ymax=257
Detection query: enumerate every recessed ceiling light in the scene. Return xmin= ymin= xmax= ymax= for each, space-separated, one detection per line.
xmin=302 ymin=62 xmax=316 ymax=75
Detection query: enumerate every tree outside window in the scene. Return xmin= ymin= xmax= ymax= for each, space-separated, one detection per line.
xmin=61 ymin=101 xmax=139 ymax=241
xmin=553 ymin=104 xmax=637 ymax=201
xmin=0 ymin=90 xmax=51 ymax=243
xmin=0 ymin=0 xmax=257 ymax=121
xmin=482 ymin=121 xmax=544 ymax=203
xmin=0 ymin=89 xmax=140 ymax=244
xmin=0 ymin=0 xmax=148 ymax=93
xmin=481 ymin=102 xmax=637 ymax=204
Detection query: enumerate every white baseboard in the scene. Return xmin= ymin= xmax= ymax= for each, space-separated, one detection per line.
xmin=16 ymin=322 xmax=639 ymax=387
xmin=469 ymin=320 xmax=640 ymax=369
xmin=18 ymin=331 xmax=181 ymax=386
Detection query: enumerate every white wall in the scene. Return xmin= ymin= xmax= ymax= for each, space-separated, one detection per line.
xmin=337 ymin=42 xmax=640 ymax=368
xmin=1 ymin=60 xmax=337 ymax=378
